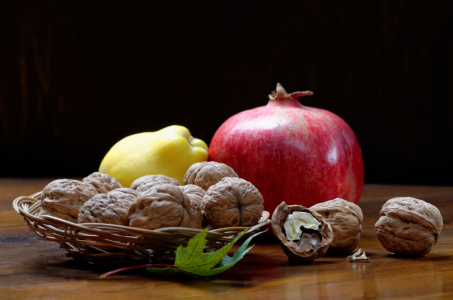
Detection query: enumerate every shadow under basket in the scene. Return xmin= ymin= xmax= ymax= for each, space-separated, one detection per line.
xmin=13 ymin=192 xmax=270 ymax=265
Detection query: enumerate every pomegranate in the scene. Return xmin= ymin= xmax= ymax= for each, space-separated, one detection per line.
xmin=208 ymin=83 xmax=364 ymax=214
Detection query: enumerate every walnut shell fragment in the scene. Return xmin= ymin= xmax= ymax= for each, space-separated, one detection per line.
xmin=38 ymin=179 xmax=98 ymax=222
xmin=375 ymin=197 xmax=443 ymax=256
xmin=82 ymin=172 xmax=123 ymax=193
xmin=128 ymin=184 xmax=192 ymax=230
xmin=310 ymin=198 xmax=363 ymax=254
xmin=78 ymin=188 xmax=140 ymax=225
xmin=183 ymin=161 xmax=238 ymax=190
xmin=271 ymin=202 xmax=333 ymax=263
xmin=346 ymin=249 xmax=370 ymax=263
xmin=130 ymin=175 xmax=181 ymax=194
xmin=203 ymin=177 xmax=264 ymax=228
xmin=181 ymin=185 xmax=206 ymax=229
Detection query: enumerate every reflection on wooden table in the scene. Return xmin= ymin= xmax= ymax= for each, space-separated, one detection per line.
xmin=1 ymin=179 xmax=452 ymax=299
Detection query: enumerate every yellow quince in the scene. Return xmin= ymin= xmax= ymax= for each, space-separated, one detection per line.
xmin=99 ymin=125 xmax=208 ymax=187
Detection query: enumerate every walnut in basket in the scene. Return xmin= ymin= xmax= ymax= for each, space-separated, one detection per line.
xmin=182 ymin=184 xmax=205 ymax=206
xmin=82 ymin=172 xmax=123 ymax=193
xmin=310 ymin=198 xmax=363 ymax=254
xmin=38 ymin=179 xmax=98 ymax=222
xmin=130 ymin=174 xmax=181 ymax=194
xmin=375 ymin=197 xmax=443 ymax=256
xmin=181 ymin=184 xmax=206 ymax=229
xmin=128 ymin=184 xmax=193 ymax=230
xmin=183 ymin=161 xmax=238 ymax=190
xmin=78 ymin=188 xmax=140 ymax=225
xmin=202 ymin=177 xmax=264 ymax=228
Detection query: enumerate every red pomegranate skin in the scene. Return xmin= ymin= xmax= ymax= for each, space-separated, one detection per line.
xmin=208 ymin=85 xmax=364 ymax=212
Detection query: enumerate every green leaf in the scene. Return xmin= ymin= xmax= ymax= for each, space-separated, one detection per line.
xmin=146 ymin=228 xmax=265 ymax=277
xmin=100 ymin=223 xmax=268 ymax=279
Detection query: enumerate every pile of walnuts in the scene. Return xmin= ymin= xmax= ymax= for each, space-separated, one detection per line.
xmin=37 ymin=161 xmax=264 ymax=231
xmin=37 ymin=163 xmax=444 ymax=261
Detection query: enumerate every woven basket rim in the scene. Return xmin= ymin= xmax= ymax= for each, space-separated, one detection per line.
xmin=12 ymin=192 xmax=270 ymax=264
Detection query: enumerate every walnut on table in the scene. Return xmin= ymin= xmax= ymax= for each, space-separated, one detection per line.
xmin=38 ymin=179 xmax=98 ymax=223
xmin=310 ymin=198 xmax=363 ymax=254
xmin=78 ymin=188 xmax=140 ymax=225
xmin=375 ymin=197 xmax=443 ymax=256
xmin=271 ymin=202 xmax=333 ymax=263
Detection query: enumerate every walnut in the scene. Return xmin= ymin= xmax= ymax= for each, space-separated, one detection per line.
xmin=310 ymin=198 xmax=363 ymax=254
xmin=82 ymin=172 xmax=123 ymax=193
xmin=271 ymin=202 xmax=333 ymax=263
xmin=181 ymin=184 xmax=206 ymax=229
xmin=128 ymin=184 xmax=192 ymax=230
xmin=202 ymin=177 xmax=264 ymax=229
xmin=78 ymin=188 xmax=140 ymax=225
xmin=38 ymin=179 xmax=98 ymax=222
xmin=183 ymin=161 xmax=238 ymax=190
xmin=182 ymin=184 xmax=205 ymax=206
xmin=375 ymin=197 xmax=443 ymax=256
xmin=130 ymin=175 xmax=181 ymax=194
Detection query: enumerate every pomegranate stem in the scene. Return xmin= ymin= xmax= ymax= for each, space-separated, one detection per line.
xmin=268 ymin=83 xmax=313 ymax=101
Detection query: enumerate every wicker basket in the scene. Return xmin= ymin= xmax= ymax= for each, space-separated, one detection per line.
xmin=13 ymin=192 xmax=270 ymax=265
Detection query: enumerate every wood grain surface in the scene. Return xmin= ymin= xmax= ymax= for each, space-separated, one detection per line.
xmin=1 ymin=180 xmax=453 ymax=299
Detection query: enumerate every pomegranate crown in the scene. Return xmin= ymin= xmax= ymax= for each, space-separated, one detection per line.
xmin=268 ymin=83 xmax=313 ymax=101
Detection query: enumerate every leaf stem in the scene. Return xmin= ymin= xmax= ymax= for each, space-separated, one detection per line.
xmin=100 ymin=263 xmax=173 ymax=279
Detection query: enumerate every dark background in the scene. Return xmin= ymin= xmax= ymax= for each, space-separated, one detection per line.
xmin=1 ymin=0 xmax=452 ymax=185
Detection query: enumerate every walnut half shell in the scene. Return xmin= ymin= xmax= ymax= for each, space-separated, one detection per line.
xmin=271 ymin=202 xmax=333 ymax=263
xmin=375 ymin=197 xmax=443 ymax=256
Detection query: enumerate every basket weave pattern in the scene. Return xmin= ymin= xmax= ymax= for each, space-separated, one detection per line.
xmin=13 ymin=192 xmax=270 ymax=264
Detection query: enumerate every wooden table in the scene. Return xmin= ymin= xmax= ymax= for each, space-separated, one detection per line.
xmin=1 ymin=179 xmax=453 ymax=299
